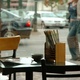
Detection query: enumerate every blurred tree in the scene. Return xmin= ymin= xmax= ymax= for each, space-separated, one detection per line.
xmin=58 ymin=0 xmax=64 ymax=5
xmin=0 ymin=0 xmax=2 ymax=55
xmin=0 ymin=0 xmax=2 ymax=37
xmin=19 ymin=0 xmax=22 ymax=9
xmin=7 ymin=0 xmax=10 ymax=9
xmin=19 ymin=0 xmax=23 ymax=16
xmin=44 ymin=0 xmax=49 ymax=7
xmin=44 ymin=0 xmax=68 ymax=11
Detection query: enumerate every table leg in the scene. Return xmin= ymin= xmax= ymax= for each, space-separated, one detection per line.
xmin=13 ymin=73 xmax=16 ymax=80
xmin=8 ymin=73 xmax=16 ymax=80
xmin=9 ymin=74 xmax=11 ymax=80
xmin=25 ymin=71 xmax=33 ymax=80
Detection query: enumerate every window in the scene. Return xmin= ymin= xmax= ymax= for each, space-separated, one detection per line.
xmin=41 ymin=12 xmax=56 ymax=17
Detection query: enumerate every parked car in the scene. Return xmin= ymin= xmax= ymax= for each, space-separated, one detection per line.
xmin=54 ymin=11 xmax=69 ymax=27
xmin=9 ymin=9 xmax=27 ymax=18
xmin=25 ymin=11 xmax=68 ymax=28
xmin=54 ymin=11 xmax=68 ymax=17
xmin=1 ymin=8 xmax=32 ymax=39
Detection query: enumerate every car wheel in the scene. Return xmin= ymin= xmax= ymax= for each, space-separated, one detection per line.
xmin=4 ymin=31 xmax=15 ymax=37
xmin=41 ymin=22 xmax=45 ymax=29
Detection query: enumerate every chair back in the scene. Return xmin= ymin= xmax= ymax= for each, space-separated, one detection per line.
xmin=0 ymin=35 xmax=20 ymax=58
xmin=0 ymin=35 xmax=20 ymax=51
xmin=0 ymin=35 xmax=20 ymax=80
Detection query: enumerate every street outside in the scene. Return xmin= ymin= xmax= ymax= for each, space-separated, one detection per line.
xmin=2 ymin=28 xmax=80 ymax=64
xmin=19 ymin=28 xmax=70 ymax=57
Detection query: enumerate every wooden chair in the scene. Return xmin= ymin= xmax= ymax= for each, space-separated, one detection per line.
xmin=41 ymin=59 xmax=80 ymax=80
xmin=0 ymin=35 xmax=20 ymax=58
xmin=0 ymin=35 xmax=20 ymax=80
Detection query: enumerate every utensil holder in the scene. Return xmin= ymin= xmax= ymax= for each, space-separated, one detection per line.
xmin=45 ymin=42 xmax=65 ymax=65
xmin=44 ymin=42 xmax=55 ymax=63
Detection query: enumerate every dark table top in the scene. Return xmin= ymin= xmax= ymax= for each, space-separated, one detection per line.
xmin=0 ymin=57 xmax=78 ymax=68
xmin=0 ymin=57 xmax=80 ymax=75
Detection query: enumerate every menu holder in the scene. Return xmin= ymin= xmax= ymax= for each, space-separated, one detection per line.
xmin=44 ymin=30 xmax=65 ymax=65
xmin=55 ymin=43 xmax=65 ymax=65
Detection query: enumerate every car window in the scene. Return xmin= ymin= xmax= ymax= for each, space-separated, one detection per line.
xmin=1 ymin=11 xmax=10 ymax=22
xmin=56 ymin=13 xmax=66 ymax=18
xmin=10 ymin=10 xmax=26 ymax=18
xmin=1 ymin=11 xmax=8 ymax=19
xmin=34 ymin=13 xmax=41 ymax=18
xmin=1 ymin=11 xmax=19 ymax=21
xmin=41 ymin=13 xmax=56 ymax=17
xmin=54 ymin=11 xmax=68 ymax=18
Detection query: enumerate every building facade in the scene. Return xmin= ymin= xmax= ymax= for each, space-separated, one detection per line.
xmin=3 ymin=0 xmax=34 ymax=10
xmin=3 ymin=0 xmax=80 ymax=12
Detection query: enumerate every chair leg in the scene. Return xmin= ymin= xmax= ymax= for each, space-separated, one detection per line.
xmin=13 ymin=73 xmax=16 ymax=80
xmin=13 ymin=50 xmax=16 ymax=58
xmin=41 ymin=59 xmax=46 ymax=80
xmin=9 ymin=74 xmax=11 ymax=80
xmin=9 ymin=73 xmax=16 ymax=80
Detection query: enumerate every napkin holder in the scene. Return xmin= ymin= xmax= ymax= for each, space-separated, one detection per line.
xmin=45 ymin=42 xmax=65 ymax=65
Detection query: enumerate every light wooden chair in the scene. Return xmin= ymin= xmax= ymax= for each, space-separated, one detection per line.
xmin=0 ymin=35 xmax=20 ymax=58
xmin=0 ymin=35 xmax=20 ymax=80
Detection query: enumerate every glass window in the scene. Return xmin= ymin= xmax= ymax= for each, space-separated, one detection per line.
xmin=1 ymin=11 xmax=8 ymax=19
xmin=41 ymin=12 xmax=56 ymax=17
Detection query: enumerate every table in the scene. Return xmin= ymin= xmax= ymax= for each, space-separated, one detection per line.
xmin=0 ymin=58 xmax=41 ymax=80
xmin=0 ymin=58 xmax=80 ymax=80
xmin=2 ymin=64 xmax=41 ymax=80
